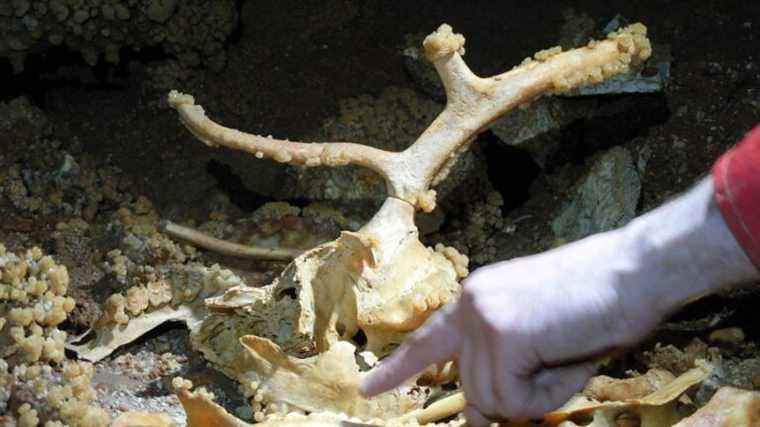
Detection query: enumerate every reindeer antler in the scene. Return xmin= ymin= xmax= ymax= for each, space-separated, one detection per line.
xmin=169 ymin=23 xmax=651 ymax=213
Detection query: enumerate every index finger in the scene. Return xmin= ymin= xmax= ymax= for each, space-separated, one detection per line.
xmin=360 ymin=303 xmax=462 ymax=397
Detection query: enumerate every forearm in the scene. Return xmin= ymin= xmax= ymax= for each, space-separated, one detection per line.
xmin=620 ymin=177 xmax=758 ymax=316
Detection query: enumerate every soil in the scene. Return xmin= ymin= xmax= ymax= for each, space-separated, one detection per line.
xmin=1 ymin=0 xmax=759 ymax=425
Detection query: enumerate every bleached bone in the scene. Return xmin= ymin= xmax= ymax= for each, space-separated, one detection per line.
xmin=160 ymin=220 xmax=301 ymax=261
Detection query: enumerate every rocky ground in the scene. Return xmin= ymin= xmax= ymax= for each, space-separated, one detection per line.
xmin=0 ymin=0 xmax=759 ymax=425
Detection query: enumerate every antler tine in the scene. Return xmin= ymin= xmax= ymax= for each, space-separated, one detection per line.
xmin=399 ymin=23 xmax=652 ymax=202
xmin=167 ymin=90 xmax=399 ymax=184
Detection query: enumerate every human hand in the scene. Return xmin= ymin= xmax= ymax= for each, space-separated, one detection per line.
xmin=361 ymin=177 xmax=758 ymax=425
xmin=360 ymin=229 xmax=666 ymax=425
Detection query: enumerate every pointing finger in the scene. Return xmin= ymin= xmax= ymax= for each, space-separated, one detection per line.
xmin=360 ymin=304 xmax=462 ymax=397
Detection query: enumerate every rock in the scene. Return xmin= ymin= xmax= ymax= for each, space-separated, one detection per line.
xmin=400 ymin=32 xmax=445 ymax=102
xmin=49 ymin=1 xmax=69 ymax=22
xmin=72 ymin=9 xmax=89 ymax=24
xmin=54 ymin=153 xmax=80 ymax=181
xmin=12 ymin=0 xmax=30 ymax=17
xmin=491 ymin=90 xmax=670 ymax=172
xmin=636 ymin=143 xmax=653 ymax=174
xmin=489 ymin=97 xmax=596 ymax=169
xmin=489 ymin=13 xmax=669 ymax=171
xmin=695 ymin=358 xmax=760 ymax=406
xmin=709 ymin=327 xmax=746 ymax=346
xmin=114 ymin=4 xmax=130 ymax=20
xmin=0 ymin=0 xmax=237 ymax=72
xmin=234 ymin=404 xmax=254 ymax=421
xmin=558 ymin=8 xmax=596 ymax=48
xmin=0 ymin=97 xmax=53 ymax=162
xmin=146 ymin=0 xmax=178 ymax=23
xmin=551 ymin=146 xmax=641 ymax=242
xmin=283 ymin=86 xmax=484 ymax=207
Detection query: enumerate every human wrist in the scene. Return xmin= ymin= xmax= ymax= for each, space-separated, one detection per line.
xmin=618 ymin=178 xmax=758 ymax=317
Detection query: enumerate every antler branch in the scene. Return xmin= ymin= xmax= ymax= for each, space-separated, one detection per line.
xmin=167 ymin=91 xmax=400 ymax=189
xmin=398 ymin=23 xmax=652 ymax=199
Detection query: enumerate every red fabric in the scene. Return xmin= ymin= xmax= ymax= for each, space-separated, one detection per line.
xmin=712 ymin=125 xmax=760 ymax=268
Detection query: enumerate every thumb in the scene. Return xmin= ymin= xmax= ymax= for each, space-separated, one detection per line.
xmin=360 ymin=304 xmax=462 ymax=397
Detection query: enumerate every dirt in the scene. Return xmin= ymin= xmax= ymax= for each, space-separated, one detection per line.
xmin=1 ymin=0 xmax=759 ymax=424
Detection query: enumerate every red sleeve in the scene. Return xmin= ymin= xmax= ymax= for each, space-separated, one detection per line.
xmin=712 ymin=124 xmax=760 ymax=268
